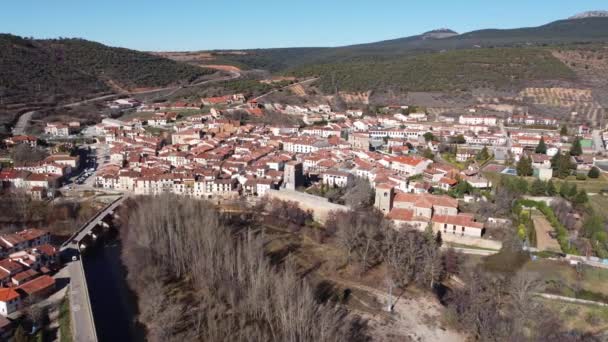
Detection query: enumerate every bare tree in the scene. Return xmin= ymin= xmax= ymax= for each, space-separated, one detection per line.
xmin=119 ymin=195 xmax=369 ymax=342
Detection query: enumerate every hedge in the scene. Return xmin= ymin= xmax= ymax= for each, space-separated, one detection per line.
xmin=515 ymin=199 xmax=578 ymax=255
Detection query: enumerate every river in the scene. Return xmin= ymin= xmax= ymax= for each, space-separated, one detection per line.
xmin=82 ymin=230 xmax=146 ymax=342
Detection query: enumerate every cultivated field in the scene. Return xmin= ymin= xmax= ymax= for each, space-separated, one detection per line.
xmin=532 ymin=211 xmax=562 ymax=252
xmin=517 ymin=87 xmax=604 ymax=126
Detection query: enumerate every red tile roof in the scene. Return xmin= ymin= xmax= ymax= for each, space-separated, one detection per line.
xmin=0 ymin=288 xmax=20 ymax=302
xmin=18 ymin=275 xmax=55 ymax=296
xmin=432 ymin=214 xmax=484 ymax=229
xmin=388 ymin=208 xmax=414 ymax=221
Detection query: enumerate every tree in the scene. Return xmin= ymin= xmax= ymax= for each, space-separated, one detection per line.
xmin=530 ymin=179 xmax=546 ymax=196
xmin=476 ymin=146 xmax=490 ymax=161
xmin=583 ymin=214 xmax=605 ymax=239
xmin=517 ymin=224 xmax=527 ymax=241
xmin=422 ymin=148 xmax=435 ymax=159
xmin=535 ymin=137 xmax=547 ymax=154
xmin=451 ymin=134 xmax=466 ymax=144
xmin=560 ymin=125 xmax=568 ymax=136
xmin=9 ymin=144 xmax=49 ymax=164
xmin=119 ymin=195 xmax=370 ymax=342
xmin=567 ymin=183 xmax=578 ymax=199
xmin=13 ymin=325 xmax=28 ymax=342
xmin=516 ymin=156 xmax=533 ymax=177
xmin=588 ymin=166 xmax=600 ymax=179
xmin=342 ymin=177 xmax=375 ymax=209
xmin=573 ymin=189 xmax=588 ymax=205
xmin=559 ymin=182 xmax=571 ymax=198
xmin=552 ymin=152 xmax=573 ymax=179
xmin=570 ymin=138 xmax=582 ymax=156
xmin=546 ymin=180 xmax=557 ymax=196
xmin=423 ymin=132 xmax=436 ymax=142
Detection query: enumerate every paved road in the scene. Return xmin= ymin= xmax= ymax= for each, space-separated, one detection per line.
xmin=11 ymin=70 xmax=241 ymax=135
xmin=67 ymin=256 xmax=97 ymax=342
xmin=61 ymin=197 xmax=125 ymax=249
xmin=592 ymin=129 xmax=605 ymax=153
xmin=11 ymin=110 xmax=36 ymax=135
xmin=59 ymin=197 xmax=125 ymax=342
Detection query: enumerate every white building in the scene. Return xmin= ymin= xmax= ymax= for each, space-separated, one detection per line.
xmin=458 ymin=115 xmax=497 ymax=126
xmin=321 ymin=170 xmax=353 ymax=188
xmin=0 ymin=288 xmax=21 ymax=316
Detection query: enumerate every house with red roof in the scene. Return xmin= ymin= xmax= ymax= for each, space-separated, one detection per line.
xmin=17 ymin=275 xmax=56 ymax=299
xmin=0 ymin=288 xmax=21 ymax=316
xmin=432 ymin=214 xmax=484 ymax=238
xmin=389 ymin=156 xmax=432 ymax=177
xmin=4 ymin=135 xmax=37 ymax=147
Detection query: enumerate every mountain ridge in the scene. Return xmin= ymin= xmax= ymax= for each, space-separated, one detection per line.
xmin=569 ymin=10 xmax=608 ymax=19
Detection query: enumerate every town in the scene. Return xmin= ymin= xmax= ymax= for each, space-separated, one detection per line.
xmin=2 ymin=83 xmax=608 ymax=338
xmin=2 ymin=4 xmax=608 ymax=341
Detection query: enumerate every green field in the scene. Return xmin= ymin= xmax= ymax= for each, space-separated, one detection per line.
xmin=483 ymin=171 xmax=608 ymax=194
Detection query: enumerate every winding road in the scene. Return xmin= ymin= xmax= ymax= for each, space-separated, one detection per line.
xmin=11 ymin=70 xmax=241 ymax=136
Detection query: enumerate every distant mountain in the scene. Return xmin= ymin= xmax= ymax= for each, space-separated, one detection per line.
xmin=0 ymin=34 xmax=212 ymax=108
xmin=203 ymin=17 xmax=608 ymax=73
xmin=188 ymin=15 xmax=608 ymax=94
xmin=569 ymin=10 xmax=608 ymax=19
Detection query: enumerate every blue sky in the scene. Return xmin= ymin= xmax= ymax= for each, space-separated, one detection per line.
xmin=1 ymin=1 xmax=606 ymax=51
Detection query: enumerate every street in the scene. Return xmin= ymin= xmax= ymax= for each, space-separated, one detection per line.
xmin=592 ymin=129 xmax=605 ymax=154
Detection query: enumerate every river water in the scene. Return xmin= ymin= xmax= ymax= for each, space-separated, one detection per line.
xmin=82 ymin=230 xmax=146 ymax=342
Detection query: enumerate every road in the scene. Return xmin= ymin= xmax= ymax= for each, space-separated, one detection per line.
xmin=67 ymin=257 xmax=97 ymax=342
xmin=536 ymin=293 xmax=608 ymax=307
xmin=247 ymin=77 xmax=319 ymax=104
xmin=592 ymin=129 xmax=605 ymax=153
xmin=11 ymin=70 xmax=241 ymax=135
xmin=61 ymin=196 xmax=125 ymax=249
xmin=11 ymin=110 xmax=36 ymax=135
xmin=59 ymin=196 xmax=124 ymax=342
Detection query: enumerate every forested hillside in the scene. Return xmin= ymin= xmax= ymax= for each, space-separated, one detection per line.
xmin=288 ymin=48 xmax=575 ymax=93
xmin=202 ymin=17 xmax=608 ymax=73
xmin=0 ymin=34 xmax=213 ymax=106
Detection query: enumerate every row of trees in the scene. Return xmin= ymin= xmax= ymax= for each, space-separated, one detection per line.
xmin=535 ymin=136 xmax=582 ymax=157
xmin=517 ymin=151 xmax=599 ymax=180
xmin=119 ymin=195 xmax=369 ymax=342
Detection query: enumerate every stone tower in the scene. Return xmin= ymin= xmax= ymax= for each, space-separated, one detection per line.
xmin=374 ymin=184 xmax=394 ymax=214
xmin=284 ymin=161 xmax=303 ymax=190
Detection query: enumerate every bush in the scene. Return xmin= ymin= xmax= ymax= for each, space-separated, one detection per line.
xmin=588 ymin=167 xmax=600 ymax=179
xmin=576 ymin=173 xmax=587 ymax=181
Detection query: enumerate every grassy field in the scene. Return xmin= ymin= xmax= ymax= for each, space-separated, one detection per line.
xmin=542 ymin=299 xmax=608 ymax=334
xmin=589 ymin=195 xmax=608 ymax=220
xmin=551 ymin=174 xmax=608 ymax=193
xmin=483 ymin=171 xmax=608 ymax=194
xmin=441 ymin=153 xmax=467 ymax=170
xmin=523 ymin=259 xmax=608 ymax=299
xmin=59 ymin=294 xmax=73 ymax=342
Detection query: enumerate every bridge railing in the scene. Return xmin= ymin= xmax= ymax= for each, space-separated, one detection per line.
xmin=61 ymin=196 xmax=124 ymax=249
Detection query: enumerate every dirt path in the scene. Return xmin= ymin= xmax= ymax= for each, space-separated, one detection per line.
xmin=327 ymin=276 xmax=466 ymax=342
xmin=532 ymin=212 xmax=562 ymax=252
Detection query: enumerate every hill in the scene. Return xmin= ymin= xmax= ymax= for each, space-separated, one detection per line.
xmin=196 ymin=17 xmax=608 ymax=73
xmin=0 ymin=34 xmax=213 ymax=108
xmin=288 ymin=47 xmax=575 ymax=93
